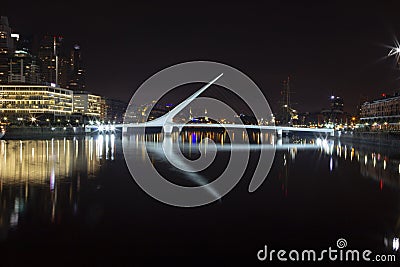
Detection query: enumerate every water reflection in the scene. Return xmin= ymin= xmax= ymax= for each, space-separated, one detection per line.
xmin=0 ymin=135 xmax=116 ymax=184
xmin=0 ymin=131 xmax=399 ymax=255
xmin=0 ymin=135 xmax=117 ymax=240
xmin=315 ymin=138 xmax=400 ymax=189
xmin=126 ymin=131 xmax=400 ymax=192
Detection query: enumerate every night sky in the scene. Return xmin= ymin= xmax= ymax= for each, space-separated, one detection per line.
xmin=3 ymin=1 xmax=400 ymax=114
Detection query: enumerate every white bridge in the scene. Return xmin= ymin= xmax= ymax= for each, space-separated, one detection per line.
xmin=88 ymin=73 xmax=334 ymax=137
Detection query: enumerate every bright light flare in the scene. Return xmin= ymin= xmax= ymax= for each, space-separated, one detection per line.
xmin=388 ymin=47 xmax=400 ymax=56
xmin=387 ymin=37 xmax=400 ymax=69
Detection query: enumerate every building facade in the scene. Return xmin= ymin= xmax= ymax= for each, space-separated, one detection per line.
xmin=73 ymin=91 xmax=104 ymax=118
xmin=37 ymin=35 xmax=57 ymax=85
xmin=8 ymin=50 xmax=41 ymax=84
xmin=360 ymin=95 xmax=400 ymax=123
xmin=0 ymin=85 xmax=73 ymax=120
xmin=0 ymin=16 xmax=14 ymax=84
xmin=67 ymin=44 xmax=85 ymax=90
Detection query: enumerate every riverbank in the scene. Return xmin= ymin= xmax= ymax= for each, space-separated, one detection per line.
xmin=3 ymin=126 xmax=88 ymax=139
xmin=338 ymin=131 xmax=400 ymax=147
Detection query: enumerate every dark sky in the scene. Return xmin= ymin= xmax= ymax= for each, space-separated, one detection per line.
xmin=2 ymin=1 xmax=400 ymax=114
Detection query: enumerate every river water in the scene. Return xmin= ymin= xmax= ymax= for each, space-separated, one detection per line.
xmin=0 ymin=132 xmax=399 ymax=265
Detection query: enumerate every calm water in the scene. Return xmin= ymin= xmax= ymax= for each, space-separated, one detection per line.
xmin=0 ymin=132 xmax=399 ymax=266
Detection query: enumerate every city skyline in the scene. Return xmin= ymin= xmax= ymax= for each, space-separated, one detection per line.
xmin=2 ymin=1 xmax=400 ymax=115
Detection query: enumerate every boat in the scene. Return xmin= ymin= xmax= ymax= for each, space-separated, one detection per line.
xmin=0 ymin=126 xmax=5 ymax=139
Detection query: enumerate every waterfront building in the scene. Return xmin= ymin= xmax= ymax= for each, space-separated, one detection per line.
xmin=360 ymin=93 xmax=400 ymax=130
xmin=73 ymin=91 xmax=104 ymax=118
xmin=0 ymin=84 xmax=73 ymax=121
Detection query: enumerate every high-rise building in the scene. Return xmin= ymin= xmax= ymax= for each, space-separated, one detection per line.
xmin=38 ymin=35 xmax=56 ymax=85
xmin=68 ymin=44 xmax=85 ymax=90
xmin=330 ymin=95 xmax=344 ymax=111
xmin=0 ymin=16 xmax=14 ymax=84
xmin=58 ymin=57 xmax=71 ymax=88
xmin=321 ymin=95 xmax=348 ymax=125
xmin=38 ymin=36 xmax=64 ymax=86
xmin=8 ymin=50 xmax=41 ymax=84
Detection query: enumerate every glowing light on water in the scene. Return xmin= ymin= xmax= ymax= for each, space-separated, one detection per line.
xmin=111 ymin=134 xmax=115 ymax=160
xmin=20 ymin=141 xmax=22 ymax=162
xmin=50 ymin=166 xmax=55 ymax=191
xmin=393 ymin=237 xmax=399 ymax=251
xmin=316 ymin=138 xmax=322 ymax=146
xmin=106 ymin=134 xmax=109 ymax=160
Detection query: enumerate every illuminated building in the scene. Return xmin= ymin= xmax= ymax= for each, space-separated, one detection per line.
xmin=360 ymin=94 xmax=400 ymax=122
xmin=73 ymin=91 xmax=104 ymax=118
xmin=8 ymin=50 xmax=41 ymax=84
xmin=0 ymin=85 xmax=73 ymax=120
xmin=0 ymin=16 xmax=14 ymax=84
xmin=67 ymin=44 xmax=85 ymax=90
xmin=58 ymin=56 xmax=71 ymax=89
xmin=321 ymin=95 xmax=348 ymax=126
xmin=330 ymin=95 xmax=344 ymax=111
xmin=38 ymin=35 xmax=57 ymax=85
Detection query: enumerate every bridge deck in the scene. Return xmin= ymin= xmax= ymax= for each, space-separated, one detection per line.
xmin=87 ymin=123 xmax=334 ymax=135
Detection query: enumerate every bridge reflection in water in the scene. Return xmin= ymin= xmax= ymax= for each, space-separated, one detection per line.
xmin=0 ymin=132 xmax=398 ymax=253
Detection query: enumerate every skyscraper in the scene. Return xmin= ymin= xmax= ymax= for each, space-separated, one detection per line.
xmin=330 ymin=95 xmax=344 ymax=111
xmin=67 ymin=44 xmax=85 ymax=90
xmin=38 ymin=35 xmax=56 ymax=85
xmin=58 ymin=56 xmax=71 ymax=88
xmin=0 ymin=16 xmax=14 ymax=84
xmin=8 ymin=50 xmax=41 ymax=84
xmin=38 ymin=35 xmax=64 ymax=85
